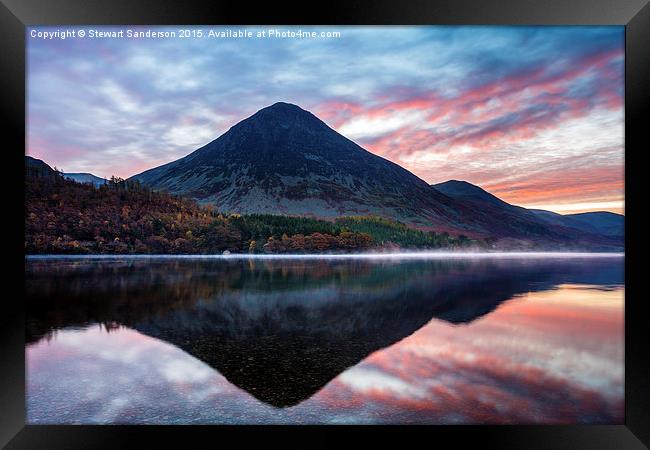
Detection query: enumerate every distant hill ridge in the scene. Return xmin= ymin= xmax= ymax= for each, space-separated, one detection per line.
xmin=63 ymin=172 xmax=107 ymax=187
xmin=431 ymin=179 xmax=623 ymax=243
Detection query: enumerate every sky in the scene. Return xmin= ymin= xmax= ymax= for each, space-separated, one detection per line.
xmin=27 ymin=26 xmax=624 ymax=214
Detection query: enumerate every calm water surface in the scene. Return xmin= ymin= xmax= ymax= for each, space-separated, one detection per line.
xmin=26 ymin=255 xmax=624 ymax=424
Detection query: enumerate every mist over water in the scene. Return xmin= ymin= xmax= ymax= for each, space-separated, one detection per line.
xmin=26 ymin=251 xmax=624 ymax=260
xmin=26 ymin=255 xmax=624 ymax=424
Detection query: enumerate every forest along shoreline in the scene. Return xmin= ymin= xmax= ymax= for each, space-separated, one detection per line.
xmin=25 ymin=171 xmax=479 ymax=255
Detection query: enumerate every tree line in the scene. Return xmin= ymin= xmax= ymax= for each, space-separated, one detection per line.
xmin=25 ymin=172 xmax=481 ymax=254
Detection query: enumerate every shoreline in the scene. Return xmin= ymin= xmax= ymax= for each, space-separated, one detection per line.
xmin=25 ymin=251 xmax=625 ymax=260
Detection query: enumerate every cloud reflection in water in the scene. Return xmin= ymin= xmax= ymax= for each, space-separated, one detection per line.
xmin=27 ymin=285 xmax=623 ymax=424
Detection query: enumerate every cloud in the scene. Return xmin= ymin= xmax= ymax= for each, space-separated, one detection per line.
xmin=338 ymin=366 xmax=428 ymax=399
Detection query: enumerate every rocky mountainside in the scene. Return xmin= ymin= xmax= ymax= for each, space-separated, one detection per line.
xmin=131 ymin=102 xmax=494 ymax=235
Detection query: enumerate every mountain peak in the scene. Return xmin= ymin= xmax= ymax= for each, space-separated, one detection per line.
xmin=265 ymin=101 xmax=303 ymax=110
xmin=433 ymin=180 xmax=489 ymax=197
xmin=229 ymin=102 xmax=324 ymax=133
xmin=432 ymin=180 xmax=511 ymax=208
xmin=253 ymin=102 xmax=311 ymax=119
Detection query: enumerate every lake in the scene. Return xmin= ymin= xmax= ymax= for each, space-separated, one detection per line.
xmin=25 ymin=254 xmax=624 ymax=424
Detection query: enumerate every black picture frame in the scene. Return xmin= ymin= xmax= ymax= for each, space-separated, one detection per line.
xmin=3 ymin=0 xmax=648 ymax=447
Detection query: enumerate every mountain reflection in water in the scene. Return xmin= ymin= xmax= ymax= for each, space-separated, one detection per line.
xmin=26 ymin=256 xmax=624 ymax=424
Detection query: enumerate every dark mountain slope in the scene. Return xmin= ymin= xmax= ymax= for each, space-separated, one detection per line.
xmin=431 ymin=180 xmax=622 ymax=250
xmin=131 ymin=103 xmax=493 ymax=235
xmin=25 ymin=155 xmax=57 ymax=179
xmin=530 ymin=209 xmax=597 ymax=233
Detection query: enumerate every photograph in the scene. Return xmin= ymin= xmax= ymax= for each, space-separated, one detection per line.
xmin=24 ymin=25 xmax=626 ymax=425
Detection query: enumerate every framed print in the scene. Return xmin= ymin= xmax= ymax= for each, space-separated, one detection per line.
xmin=3 ymin=0 xmax=649 ymax=447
